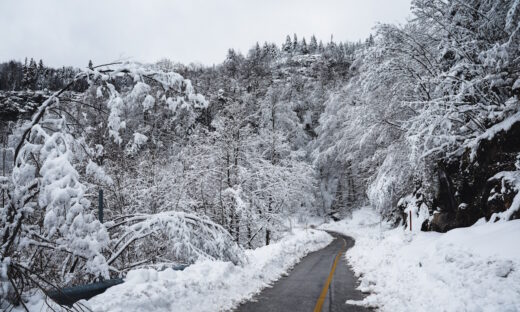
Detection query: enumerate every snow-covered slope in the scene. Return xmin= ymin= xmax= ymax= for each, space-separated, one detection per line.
xmin=321 ymin=208 xmax=520 ymax=312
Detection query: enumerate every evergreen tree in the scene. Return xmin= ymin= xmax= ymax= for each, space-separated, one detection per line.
xmin=292 ymin=33 xmax=299 ymax=52
xmin=365 ymin=34 xmax=375 ymax=46
xmin=254 ymin=42 xmax=261 ymax=59
xmin=282 ymin=35 xmax=292 ymax=53
xmin=28 ymin=58 xmax=37 ymax=89
xmin=21 ymin=57 xmax=29 ymax=89
xmin=262 ymin=42 xmax=270 ymax=59
xmin=36 ymin=59 xmax=46 ymax=89
xmin=224 ymin=48 xmax=244 ymax=82
xmin=301 ymin=37 xmax=309 ymax=54
xmin=266 ymin=43 xmax=278 ymax=60
xmin=309 ymin=35 xmax=318 ymax=53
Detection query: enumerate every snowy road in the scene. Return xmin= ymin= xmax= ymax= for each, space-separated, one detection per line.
xmin=235 ymin=232 xmax=370 ymax=312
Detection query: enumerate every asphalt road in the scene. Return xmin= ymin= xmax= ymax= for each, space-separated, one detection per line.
xmin=235 ymin=232 xmax=371 ymax=312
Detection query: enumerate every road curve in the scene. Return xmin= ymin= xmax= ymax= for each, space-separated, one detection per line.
xmin=235 ymin=232 xmax=371 ymax=312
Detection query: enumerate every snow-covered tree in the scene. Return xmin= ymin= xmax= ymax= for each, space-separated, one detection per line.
xmin=0 ymin=62 xmax=245 ymax=306
xmin=282 ymin=35 xmax=293 ymax=54
xmin=309 ymin=35 xmax=318 ymax=53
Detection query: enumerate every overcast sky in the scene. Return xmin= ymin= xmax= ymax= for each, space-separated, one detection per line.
xmin=0 ymin=0 xmax=412 ymax=68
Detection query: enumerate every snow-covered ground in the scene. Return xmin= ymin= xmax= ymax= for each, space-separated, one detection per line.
xmin=16 ymin=228 xmax=331 ymax=312
xmin=79 ymin=228 xmax=330 ymax=312
xmin=321 ymin=208 xmax=520 ymax=312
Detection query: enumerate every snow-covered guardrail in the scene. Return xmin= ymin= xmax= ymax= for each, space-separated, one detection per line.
xmin=47 ymin=264 xmax=188 ymax=306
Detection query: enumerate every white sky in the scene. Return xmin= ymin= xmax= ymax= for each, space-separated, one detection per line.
xmin=0 ymin=0 xmax=412 ymax=68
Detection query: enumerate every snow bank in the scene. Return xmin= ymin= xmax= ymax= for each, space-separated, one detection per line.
xmin=82 ymin=229 xmax=332 ymax=312
xmin=321 ymin=208 xmax=520 ymax=312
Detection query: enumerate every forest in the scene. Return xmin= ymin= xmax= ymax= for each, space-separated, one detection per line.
xmin=1 ymin=0 xmax=519 ymax=310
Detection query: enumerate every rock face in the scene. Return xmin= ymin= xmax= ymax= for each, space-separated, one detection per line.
xmin=426 ymin=119 xmax=520 ymax=232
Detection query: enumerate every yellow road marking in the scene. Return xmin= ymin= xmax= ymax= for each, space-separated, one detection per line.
xmin=313 ymin=238 xmax=346 ymax=312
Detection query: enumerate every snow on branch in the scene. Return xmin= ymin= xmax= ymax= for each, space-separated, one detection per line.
xmin=107 ymin=211 xmax=246 ymax=267
xmin=1 ymin=61 xmax=212 ymax=306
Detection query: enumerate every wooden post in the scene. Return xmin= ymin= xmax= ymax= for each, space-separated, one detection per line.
xmin=2 ymin=139 xmax=5 ymax=208
xmin=98 ymin=189 xmax=104 ymax=223
xmin=409 ymin=210 xmax=412 ymax=231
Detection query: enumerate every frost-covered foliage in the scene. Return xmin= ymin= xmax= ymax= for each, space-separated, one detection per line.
xmin=2 ymin=40 xmax=342 ymax=306
xmin=315 ymin=0 xmax=520 ymax=222
xmin=0 ymin=62 xmax=246 ymax=308
xmin=105 ymin=211 xmax=245 ymax=267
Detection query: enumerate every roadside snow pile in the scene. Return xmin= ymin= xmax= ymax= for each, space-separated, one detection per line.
xmin=321 ymin=208 xmax=520 ymax=312
xmin=83 ymin=229 xmax=332 ymax=312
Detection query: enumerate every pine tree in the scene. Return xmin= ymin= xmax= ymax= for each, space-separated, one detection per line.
xmin=292 ymin=33 xmax=299 ymax=52
xmin=309 ymin=35 xmax=318 ymax=53
xmin=301 ymin=37 xmax=309 ymax=54
xmin=254 ymin=42 xmax=261 ymax=59
xmin=282 ymin=35 xmax=292 ymax=53
xmin=28 ymin=58 xmax=37 ymax=89
xmin=261 ymin=42 xmax=270 ymax=61
xmin=21 ymin=57 xmax=29 ymax=89
xmin=88 ymin=59 xmax=94 ymax=70
xmin=268 ymin=43 xmax=278 ymax=59
xmin=36 ymin=59 xmax=45 ymax=90
xmin=365 ymin=34 xmax=375 ymax=46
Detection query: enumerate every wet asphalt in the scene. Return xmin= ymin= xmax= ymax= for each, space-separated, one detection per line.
xmin=235 ymin=232 xmax=372 ymax=312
